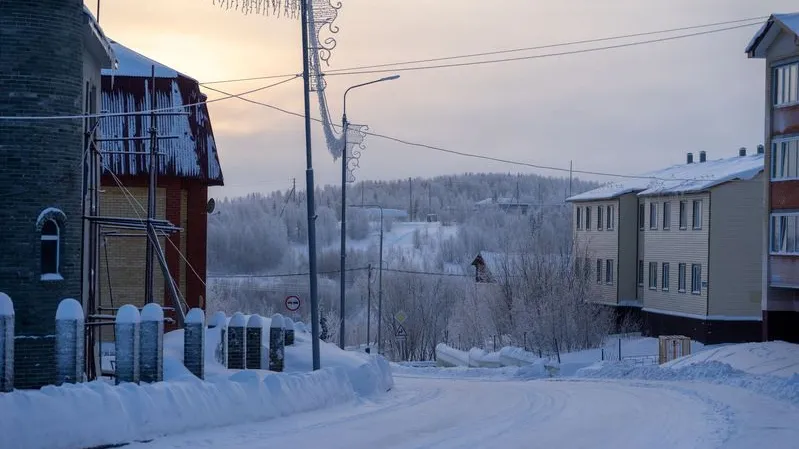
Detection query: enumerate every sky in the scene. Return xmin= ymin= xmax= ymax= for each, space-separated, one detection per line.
xmin=87 ymin=0 xmax=797 ymax=199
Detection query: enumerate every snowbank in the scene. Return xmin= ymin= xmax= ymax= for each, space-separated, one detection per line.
xmin=663 ymin=341 xmax=799 ymax=378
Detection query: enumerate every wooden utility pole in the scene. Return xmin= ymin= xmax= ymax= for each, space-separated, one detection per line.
xmin=408 ymin=177 xmax=413 ymax=221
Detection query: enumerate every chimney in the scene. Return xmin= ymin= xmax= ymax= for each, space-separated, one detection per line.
xmin=739 ymin=147 xmax=747 ymax=157
xmin=687 ymin=152 xmax=694 ymax=164
xmin=757 ymin=144 xmax=765 ymax=154
xmin=699 ymin=151 xmax=707 ymax=163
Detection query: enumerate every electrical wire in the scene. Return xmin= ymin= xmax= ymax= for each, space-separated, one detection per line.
xmin=199 ymin=16 xmax=767 ymax=85
xmin=208 ymin=267 xmax=368 ymax=278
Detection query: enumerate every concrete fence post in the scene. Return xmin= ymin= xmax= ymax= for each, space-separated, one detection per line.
xmin=209 ymin=312 xmax=227 ymax=366
xmin=115 ymin=304 xmax=141 ymax=385
xmin=0 ymin=293 xmax=14 ymax=392
xmin=55 ymin=298 xmax=84 ymax=385
xmin=227 ymin=312 xmax=246 ymax=370
xmin=140 ymin=303 xmax=164 ymax=383
xmin=184 ymin=308 xmax=206 ymax=380
xmin=246 ymin=315 xmax=263 ymax=370
xmin=283 ymin=317 xmax=295 ymax=346
xmin=269 ymin=314 xmax=285 ymax=372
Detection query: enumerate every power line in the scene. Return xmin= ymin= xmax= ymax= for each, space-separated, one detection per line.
xmin=0 ymin=75 xmax=299 ymax=121
xmin=198 ymin=16 xmax=766 ymax=85
xmin=208 ymin=267 xmax=368 ymax=278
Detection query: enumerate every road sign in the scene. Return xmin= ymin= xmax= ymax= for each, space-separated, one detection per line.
xmin=285 ymin=295 xmax=301 ymax=312
xmin=394 ymin=310 xmax=407 ymax=324
xmin=395 ymin=324 xmax=407 ymax=339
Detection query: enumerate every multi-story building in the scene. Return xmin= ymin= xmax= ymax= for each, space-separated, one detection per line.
xmin=746 ymin=13 xmax=799 ymax=343
xmin=568 ymin=150 xmax=764 ymax=343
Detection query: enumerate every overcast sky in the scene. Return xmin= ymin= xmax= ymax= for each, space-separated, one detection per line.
xmin=89 ymin=0 xmax=796 ymax=199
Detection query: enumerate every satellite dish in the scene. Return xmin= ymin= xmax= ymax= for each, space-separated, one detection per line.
xmin=206 ymin=198 xmax=216 ymax=214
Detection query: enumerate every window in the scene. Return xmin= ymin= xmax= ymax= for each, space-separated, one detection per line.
xmin=597 ymin=206 xmax=604 ymax=230
xmin=596 ymin=259 xmax=602 ymax=284
xmin=691 ymin=264 xmax=702 ymax=294
xmin=586 ymin=207 xmax=592 ymax=230
xmin=661 ymin=263 xmax=670 ymax=291
xmin=692 ymin=200 xmax=702 ymax=229
xmin=638 ymin=204 xmax=645 ymax=230
xmin=771 ymin=138 xmax=799 ymax=180
xmin=605 ymin=259 xmax=614 ymax=285
xmin=662 ymin=202 xmax=671 ymax=230
xmin=41 ymin=219 xmax=61 ymax=278
xmin=679 ymin=201 xmax=687 ymax=229
xmin=649 ymin=203 xmax=657 ymax=229
xmin=576 ymin=207 xmax=582 ymax=230
xmin=638 ymin=260 xmax=644 ymax=287
xmin=774 ymin=62 xmax=799 ymax=107
xmin=648 ymin=262 xmax=657 ymax=290
xmin=678 ymin=263 xmax=686 ymax=292
xmin=770 ymin=213 xmax=799 ymax=254
xmin=606 ymin=205 xmax=615 ymax=230
xmin=583 ymin=257 xmax=591 ymax=280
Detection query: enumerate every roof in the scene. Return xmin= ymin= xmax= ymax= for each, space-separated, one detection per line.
xmin=82 ymin=5 xmax=115 ymax=68
xmin=566 ymin=153 xmax=763 ymax=202
xmin=99 ymin=41 xmax=223 ymax=186
xmin=746 ymin=13 xmax=799 ymax=58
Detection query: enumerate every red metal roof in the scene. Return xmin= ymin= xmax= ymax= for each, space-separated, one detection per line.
xmin=99 ymin=42 xmax=224 ymax=186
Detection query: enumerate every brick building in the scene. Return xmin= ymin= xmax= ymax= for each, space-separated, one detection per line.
xmin=0 ymin=1 xmax=115 ymax=388
xmin=96 ymin=41 xmax=224 ymax=330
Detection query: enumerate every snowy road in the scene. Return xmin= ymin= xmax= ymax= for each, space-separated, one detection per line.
xmin=128 ymin=375 xmax=799 ymax=449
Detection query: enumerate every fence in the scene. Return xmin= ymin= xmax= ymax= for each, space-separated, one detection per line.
xmin=0 ymin=292 xmax=296 ymax=392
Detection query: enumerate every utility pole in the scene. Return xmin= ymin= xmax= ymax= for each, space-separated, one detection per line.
xmin=144 ymin=66 xmax=157 ymax=305
xmin=427 ymin=182 xmax=431 ymax=217
xmin=292 ymin=177 xmax=296 ymax=203
xmin=569 ymin=160 xmax=573 ymax=198
xmin=300 ymin=0 xmax=321 ymax=371
xmin=339 ymin=107 xmax=349 ymax=349
xmin=408 ymin=177 xmax=413 ymax=221
xmin=366 ymin=263 xmax=372 ymax=350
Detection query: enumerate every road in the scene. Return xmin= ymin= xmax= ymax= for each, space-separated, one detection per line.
xmin=128 ymin=374 xmax=799 ymax=449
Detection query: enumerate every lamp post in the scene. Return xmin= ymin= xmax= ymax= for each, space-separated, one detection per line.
xmin=349 ymin=204 xmax=384 ymax=354
xmin=339 ymin=75 xmax=399 ymax=349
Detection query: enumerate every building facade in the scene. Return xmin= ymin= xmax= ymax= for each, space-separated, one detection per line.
xmin=0 ymin=1 xmax=114 ymax=388
xmin=568 ymin=151 xmax=764 ymax=343
xmin=746 ymin=13 xmax=799 ymax=343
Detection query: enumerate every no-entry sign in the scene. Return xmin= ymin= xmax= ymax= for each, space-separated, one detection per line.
xmin=285 ymin=295 xmax=301 ymax=312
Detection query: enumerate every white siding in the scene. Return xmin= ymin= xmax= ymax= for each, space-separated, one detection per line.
xmin=574 ymin=200 xmax=620 ymax=305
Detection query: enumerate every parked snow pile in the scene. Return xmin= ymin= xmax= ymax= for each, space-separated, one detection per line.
xmin=576 ymin=342 xmax=799 ymax=405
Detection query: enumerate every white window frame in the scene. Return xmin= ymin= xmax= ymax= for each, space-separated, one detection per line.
xmin=771 ymin=137 xmax=799 ymax=181
xmin=770 ymin=212 xmax=799 ymax=255
xmin=679 ymin=200 xmax=687 ymax=230
xmin=692 ymin=200 xmax=703 ymax=230
xmin=576 ymin=207 xmax=582 ymax=230
xmin=596 ymin=259 xmax=602 ymax=284
xmin=606 ymin=205 xmax=615 ymax=230
xmin=691 ymin=264 xmax=702 ymax=295
xmin=661 ymin=262 xmax=670 ymax=291
xmin=677 ymin=263 xmax=686 ymax=293
xmin=774 ymin=61 xmax=799 ymax=107
xmin=649 ymin=202 xmax=658 ymax=230
xmin=662 ymin=201 xmax=671 ymax=230
xmin=638 ymin=204 xmax=645 ymax=231
xmin=638 ymin=260 xmax=644 ymax=287
xmin=648 ymin=262 xmax=657 ymax=290
xmin=605 ymin=259 xmax=614 ymax=285
xmin=597 ymin=205 xmax=604 ymax=230
xmin=41 ymin=219 xmax=61 ymax=279
xmin=586 ymin=206 xmax=592 ymax=231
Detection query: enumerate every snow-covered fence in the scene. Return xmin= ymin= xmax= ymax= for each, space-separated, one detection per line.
xmin=184 ymin=308 xmax=206 ymax=380
xmin=209 ymin=312 xmax=227 ymax=366
xmin=0 ymin=293 xmax=14 ymax=392
xmin=115 ymin=305 xmax=141 ymax=385
xmin=55 ymin=299 xmax=84 ymax=385
xmin=283 ymin=316 xmax=295 ymax=346
xmin=140 ymin=304 xmax=164 ymax=383
xmin=269 ymin=314 xmax=285 ymax=372
xmin=245 ymin=315 xmax=263 ymax=370
xmin=227 ymin=312 xmax=246 ymax=369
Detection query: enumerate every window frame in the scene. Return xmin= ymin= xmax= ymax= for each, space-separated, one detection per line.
xmin=40 ymin=219 xmax=61 ymax=279
xmin=586 ymin=206 xmax=592 ymax=231
xmin=678 ymin=263 xmax=686 ymax=293
xmin=769 ymin=212 xmax=799 ymax=255
xmin=691 ymin=263 xmax=702 ymax=295
xmin=662 ymin=201 xmax=671 ymax=230
xmin=771 ymin=137 xmax=799 ymax=181
xmin=638 ymin=260 xmax=644 ymax=287
xmin=638 ymin=204 xmax=645 ymax=231
xmin=606 ymin=204 xmax=614 ymax=230
xmin=605 ymin=259 xmax=614 ymax=285
xmin=649 ymin=202 xmax=658 ymax=230
xmin=774 ymin=61 xmax=799 ymax=107
xmin=679 ymin=200 xmax=687 ymax=230
xmin=596 ymin=259 xmax=602 ymax=284
xmin=648 ymin=262 xmax=657 ymax=290
xmin=661 ymin=262 xmax=670 ymax=291
xmin=692 ymin=199 xmax=703 ymax=230
xmin=576 ymin=207 xmax=582 ymax=230
xmin=597 ymin=205 xmax=604 ymax=230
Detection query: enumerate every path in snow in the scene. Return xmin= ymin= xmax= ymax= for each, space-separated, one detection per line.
xmin=128 ymin=376 xmax=799 ymax=449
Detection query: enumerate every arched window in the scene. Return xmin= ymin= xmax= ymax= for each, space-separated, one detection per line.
xmin=41 ymin=219 xmax=61 ymax=278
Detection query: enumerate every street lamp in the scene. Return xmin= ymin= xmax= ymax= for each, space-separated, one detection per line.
xmin=349 ymin=204 xmax=384 ymax=355
xmin=339 ymin=75 xmax=399 ymax=349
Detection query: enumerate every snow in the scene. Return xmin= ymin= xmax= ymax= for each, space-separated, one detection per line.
xmin=185 ymin=308 xmax=205 ymax=325
xmin=663 ymin=341 xmax=799 ymax=378
xmin=567 ymin=153 xmax=763 ymax=201
xmin=34 ymin=207 xmax=65 ymax=229
xmin=103 ymin=41 xmax=182 ymax=78
xmin=39 ymin=273 xmax=64 ymax=282
xmin=283 ymin=316 xmax=294 ymax=329
xmin=209 ymin=311 xmax=227 ymax=328
xmin=270 ymin=313 xmax=284 ymax=328
xmin=54 ymin=298 xmax=82 ymax=321
xmin=776 ymin=12 xmax=799 ymax=36
xmin=140 ymin=303 xmax=164 ymax=322
xmin=229 ymin=312 xmax=246 ymax=327
xmin=115 ymin=304 xmax=140 ymax=324
xmin=0 ymin=292 xmax=14 ymax=317
xmin=247 ymin=314 xmax=263 ymax=328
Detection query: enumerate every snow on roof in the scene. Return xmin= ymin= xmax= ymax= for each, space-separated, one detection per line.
xmin=567 ymin=153 xmax=763 ymax=202
xmin=82 ymin=5 xmax=115 ymax=68
xmin=102 ymin=41 xmax=183 ymax=79
xmin=746 ymin=13 xmax=799 ymax=57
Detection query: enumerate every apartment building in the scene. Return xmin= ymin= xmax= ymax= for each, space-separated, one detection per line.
xmin=746 ymin=13 xmax=799 ymax=343
xmin=568 ymin=150 xmax=764 ymax=343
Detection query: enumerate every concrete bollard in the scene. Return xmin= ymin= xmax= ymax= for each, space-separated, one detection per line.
xmin=245 ymin=315 xmax=263 ymax=370
xmin=0 ymin=293 xmax=14 ymax=392
xmin=184 ymin=308 xmax=205 ymax=380
xmin=227 ymin=312 xmax=246 ymax=370
xmin=55 ymin=298 xmax=84 ymax=385
xmin=209 ymin=312 xmax=227 ymax=366
xmin=140 ymin=303 xmax=164 ymax=383
xmin=115 ymin=304 xmax=141 ymax=385
xmin=283 ymin=316 xmax=295 ymax=346
xmin=269 ymin=314 xmax=285 ymax=372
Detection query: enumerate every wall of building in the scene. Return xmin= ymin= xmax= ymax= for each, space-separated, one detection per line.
xmin=0 ymin=0 xmax=87 ymax=389
xmin=708 ymin=175 xmax=764 ymax=318
xmin=617 ymin=193 xmax=640 ymax=304
xmin=573 ymin=200 xmax=619 ymax=305
xmin=641 ymin=192 xmax=710 ymax=317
